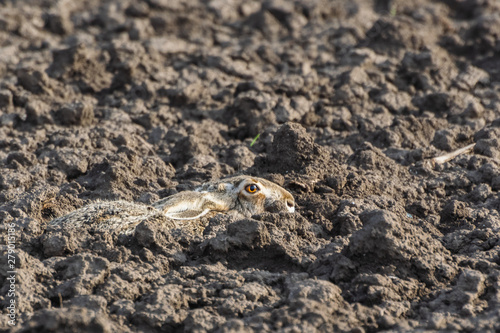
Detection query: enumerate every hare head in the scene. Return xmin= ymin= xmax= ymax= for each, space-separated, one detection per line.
xmin=153 ymin=175 xmax=295 ymax=220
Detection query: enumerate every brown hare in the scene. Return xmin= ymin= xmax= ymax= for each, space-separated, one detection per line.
xmin=48 ymin=176 xmax=295 ymax=235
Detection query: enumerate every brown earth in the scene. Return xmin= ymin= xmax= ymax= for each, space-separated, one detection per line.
xmin=1 ymin=0 xmax=500 ymax=332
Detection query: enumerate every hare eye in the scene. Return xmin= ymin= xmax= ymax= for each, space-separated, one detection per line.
xmin=245 ymin=184 xmax=259 ymax=193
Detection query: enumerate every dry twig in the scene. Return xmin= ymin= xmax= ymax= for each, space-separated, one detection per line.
xmin=430 ymin=143 xmax=476 ymax=167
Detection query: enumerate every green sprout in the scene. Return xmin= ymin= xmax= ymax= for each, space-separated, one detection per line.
xmin=390 ymin=7 xmax=397 ymax=16
xmin=250 ymin=133 xmax=261 ymax=147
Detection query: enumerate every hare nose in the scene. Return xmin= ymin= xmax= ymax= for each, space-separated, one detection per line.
xmin=286 ymin=200 xmax=295 ymax=213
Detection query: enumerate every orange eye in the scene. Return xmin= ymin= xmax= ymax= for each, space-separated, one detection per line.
xmin=245 ymin=184 xmax=259 ymax=193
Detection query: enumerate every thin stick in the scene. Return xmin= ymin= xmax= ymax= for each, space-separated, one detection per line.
xmin=431 ymin=143 xmax=476 ymax=166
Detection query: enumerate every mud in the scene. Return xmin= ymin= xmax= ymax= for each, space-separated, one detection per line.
xmin=1 ymin=0 xmax=500 ymax=332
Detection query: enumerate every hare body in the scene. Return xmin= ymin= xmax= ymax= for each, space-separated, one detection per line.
xmin=49 ymin=176 xmax=295 ymax=234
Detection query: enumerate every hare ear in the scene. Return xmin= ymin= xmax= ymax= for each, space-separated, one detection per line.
xmin=152 ymin=191 xmax=230 ymax=220
xmin=165 ymin=208 xmax=210 ymax=220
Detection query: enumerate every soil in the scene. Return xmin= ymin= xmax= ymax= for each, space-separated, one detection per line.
xmin=1 ymin=0 xmax=500 ymax=332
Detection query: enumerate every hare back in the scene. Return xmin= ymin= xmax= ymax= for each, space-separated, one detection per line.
xmin=48 ymin=200 xmax=177 ymax=234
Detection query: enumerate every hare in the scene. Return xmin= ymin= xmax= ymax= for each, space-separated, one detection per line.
xmin=48 ymin=176 xmax=295 ymax=235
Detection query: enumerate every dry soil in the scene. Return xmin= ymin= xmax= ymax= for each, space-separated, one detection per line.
xmin=1 ymin=0 xmax=500 ymax=332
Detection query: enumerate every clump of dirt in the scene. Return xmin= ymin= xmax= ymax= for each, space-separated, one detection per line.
xmin=1 ymin=0 xmax=500 ymax=332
